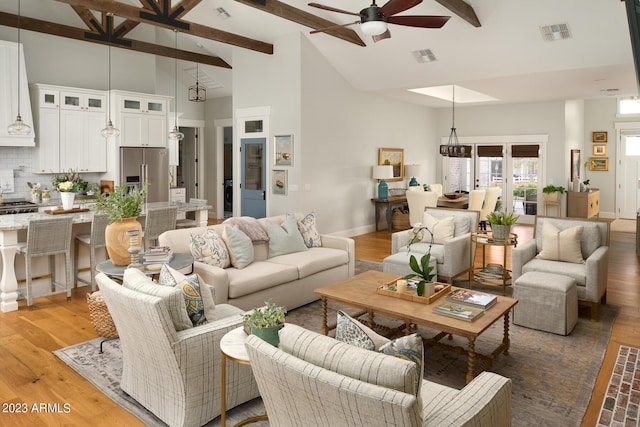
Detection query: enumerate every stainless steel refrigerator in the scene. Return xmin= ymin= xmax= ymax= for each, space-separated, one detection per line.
xmin=120 ymin=147 xmax=169 ymax=203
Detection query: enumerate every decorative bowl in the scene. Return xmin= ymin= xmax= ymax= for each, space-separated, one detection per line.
xmin=444 ymin=192 xmax=463 ymax=199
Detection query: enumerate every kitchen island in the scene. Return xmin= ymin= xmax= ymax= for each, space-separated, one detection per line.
xmin=0 ymin=201 xmax=210 ymax=312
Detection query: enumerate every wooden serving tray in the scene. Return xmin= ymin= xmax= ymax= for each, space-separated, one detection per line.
xmin=377 ymin=281 xmax=451 ymax=304
xmin=44 ymin=208 xmax=90 ymax=215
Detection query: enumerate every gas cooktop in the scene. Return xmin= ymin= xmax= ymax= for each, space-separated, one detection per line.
xmin=0 ymin=200 xmax=38 ymax=215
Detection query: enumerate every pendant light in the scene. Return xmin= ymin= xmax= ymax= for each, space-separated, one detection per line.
xmin=168 ymin=29 xmax=184 ymax=141
xmin=188 ymin=63 xmax=206 ymax=102
xmin=7 ymin=0 xmax=31 ymax=135
xmin=101 ymin=19 xmax=120 ymax=138
xmin=440 ymin=85 xmax=466 ymax=158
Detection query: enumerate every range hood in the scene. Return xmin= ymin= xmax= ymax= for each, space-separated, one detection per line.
xmin=0 ymin=40 xmax=35 ymax=147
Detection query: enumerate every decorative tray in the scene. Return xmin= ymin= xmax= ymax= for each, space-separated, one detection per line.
xmin=44 ymin=208 xmax=90 ymax=215
xmin=376 ymin=280 xmax=451 ymax=305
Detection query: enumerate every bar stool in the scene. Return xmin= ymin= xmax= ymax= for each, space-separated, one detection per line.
xmin=143 ymin=206 xmax=177 ymax=250
xmin=176 ymin=198 xmax=208 ymax=229
xmin=74 ymin=213 xmax=109 ymax=292
xmin=17 ymin=216 xmax=74 ymax=307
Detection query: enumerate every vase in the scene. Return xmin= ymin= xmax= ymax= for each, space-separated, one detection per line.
xmin=251 ymin=324 xmax=284 ymax=347
xmin=105 ymin=217 xmax=143 ymax=266
xmin=60 ymin=192 xmax=75 ymax=210
xmin=491 ymin=224 xmax=511 ymax=240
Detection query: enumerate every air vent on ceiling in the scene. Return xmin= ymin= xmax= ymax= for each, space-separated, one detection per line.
xmin=412 ymin=49 xmax=437 ymax=63
xmin=184 ymin=66 xmax=223 ymax=90
xmin=216 ymin=7 xmax=231 ymax=19
xmin=540 ymin=23 xmax=571 ymax=42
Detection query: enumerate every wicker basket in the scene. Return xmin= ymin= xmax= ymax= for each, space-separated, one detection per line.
xmin=86 ymin=291 xmax=119 ymax=338
xmin=392 ymin=208 xmax=410 ymax=230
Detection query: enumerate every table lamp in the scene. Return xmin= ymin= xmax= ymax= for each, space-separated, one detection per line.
xmin=404 ymin=164 xmax=422 ymax=189
xmin=372 ymin=165 xmax=394 ymax=199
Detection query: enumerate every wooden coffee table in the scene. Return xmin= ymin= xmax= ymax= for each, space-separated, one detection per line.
xmin=314 ymin=270 xmax=518 ymax=383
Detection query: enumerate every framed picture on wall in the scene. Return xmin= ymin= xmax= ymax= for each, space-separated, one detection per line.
xmin=378 ymin=148 xmax=404 ymax=182
xmin=272 ymin=170 xmax=287 ymax=195
xmin=589 ymin=157 xmax=609 ymax=171
xmin=592 ymin=132 xmax=607 ymax=142
xmin=274 ymin=135 xmax=293 ymax=166
xmin=593 ymin=144 xmax=607 ymax=156
xmin=570 ymin=149 xmax=580 ymax=181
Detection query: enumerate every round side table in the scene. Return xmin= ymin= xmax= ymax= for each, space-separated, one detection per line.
xmin=220 ymin=327 xmax=268 ymax=427
xmin=96 ymin=253 xmax=194 ymax=279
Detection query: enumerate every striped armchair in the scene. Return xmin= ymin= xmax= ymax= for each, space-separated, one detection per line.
xmin=245 ymin=324 xmax=512 ymax=427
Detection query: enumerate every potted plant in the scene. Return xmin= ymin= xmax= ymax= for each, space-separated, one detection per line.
xmin=486 ymin=210 xmax=520 ymax=239
xmin=243 ymin=301 xmax=287 ymax=346
xmin=92 ymin=183 xmax=147 ymax=266
xmin=542 ymin=185 xmax=566 ymax=204
xmin=403 ymin=224 xmax=436 ymax=297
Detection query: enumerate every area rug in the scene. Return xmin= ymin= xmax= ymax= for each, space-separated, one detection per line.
xmin=596 ymin=345 xmax=640 ymax=426
xmin=611 ymin=219 xmax=636 ymax=234
xmin=54 ymin=260 xmax=618 ymax=426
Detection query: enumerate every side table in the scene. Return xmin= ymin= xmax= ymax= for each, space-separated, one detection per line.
xmin=469 ymin=231 xmax=518 ymax=296
xmin=220 ymin=327 xmax=267 ymax=427
xmin=96 ymin=253 xmax=194 ymax=280
xmin=371 ymin=195 xmax=407 ymax=232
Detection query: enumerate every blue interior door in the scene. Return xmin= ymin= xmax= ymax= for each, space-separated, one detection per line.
xmin=241 ymin=138 xmax=266 ymax=218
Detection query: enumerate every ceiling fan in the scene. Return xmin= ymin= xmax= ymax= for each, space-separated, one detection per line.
xmin=308 ymin=0 xmax=450 ymax=42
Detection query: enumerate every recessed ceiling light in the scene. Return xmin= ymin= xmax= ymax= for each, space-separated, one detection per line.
xmin=408 ymin=85 xmax=498 ymax=103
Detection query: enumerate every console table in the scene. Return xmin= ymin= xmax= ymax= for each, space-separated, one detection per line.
xmin=567 ymin=190 xmax=599 ymax=218
xmin=371 ymin=195 xmax=407 ymax=232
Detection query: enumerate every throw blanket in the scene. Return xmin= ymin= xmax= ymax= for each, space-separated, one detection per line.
xmin=222 ymin=217 xmax=269 ymax=242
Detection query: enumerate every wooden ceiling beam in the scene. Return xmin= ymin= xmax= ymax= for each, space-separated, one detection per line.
xmin=54 ymin=0 xmax=273 ymax=54
xmin=233 ymin=0 xmax=366 ymax=47
xmin=0 ymin=11 xmax=231 ymax=68
xmin=434 ymin=0 xmax=481 ymax=28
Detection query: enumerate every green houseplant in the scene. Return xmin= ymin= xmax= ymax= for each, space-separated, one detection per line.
xmin=542 ymin=185 xmax=566 ymax=204
xmin=92 ymin=183 xmax=147 ymax=266
xmin=486 ymin=210 xmax=520 ymax=239
xmin=403 ymin=224 xmax=436 ymax=297
xmin=244 ymin=301 xmax=287 ymax=346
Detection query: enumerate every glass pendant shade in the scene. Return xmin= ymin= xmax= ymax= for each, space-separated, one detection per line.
xmin=169 ymin=30 xmax=183 ymax=141
xmin=168 ymin=125 xmax=184 ymax=141
xmin=102 ymin=23 xmax=119 ymax=139
xmin=8 ymin=0 xmax=31 ymax=135
xmin=101 ymin=120 xmax=120 ymax=138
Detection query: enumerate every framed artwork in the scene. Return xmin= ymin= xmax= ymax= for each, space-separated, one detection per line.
xmin=272 ymin=169 xmax=287 ymax=195
xmin=570 ymin=149 xmax=580 ymax=181
xmin=592 ymin=132 xmax=607 ymax=143
xmin=378 ymin=148 xmax=404 ymax=182
xmin=589 ymin=157 xmax=609 ymax=171
xmin=274 ymin=135 xmax=293 ymax=166
xmin=593 ymin=144 xmax=607 ymax=156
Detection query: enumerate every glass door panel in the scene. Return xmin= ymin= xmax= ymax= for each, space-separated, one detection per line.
xmin=511 ymin=156 xmax=539 ymax=218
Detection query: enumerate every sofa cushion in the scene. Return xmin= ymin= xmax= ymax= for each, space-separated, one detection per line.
xmin=266 ymin=247 xmax=348 ymax=279
xmin=123 ymin=268 xmax=193 ymax=331
xmin=581 ymin=223 xmax=602 ymax=258
xmin=189 ymin=228 xmax=230 ymax=268
xmin=536 ymin=222 xmax=584 ymax=264
xmin=158 ymin=264 xmax=216 ymax=324
xmin=423 ymin=213 xmax=455 ymax=244
xmin=266 ymin=214 xmax=308 ymax=258
xmin=522 ymin=259 xmax=588 ymax=288
xmin=297 ymin=212 xmax=322 ymax=248
xmin=226 ymin=261 xmax=299 ymax=299
xmin=222 ymin=225 xmax=254 ymax=269
xmin=222 ymin=216 xmax=269 ymax=241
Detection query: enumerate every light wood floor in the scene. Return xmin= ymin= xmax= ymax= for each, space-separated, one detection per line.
xmin=0 ymin=222 xmax=637 ymax=425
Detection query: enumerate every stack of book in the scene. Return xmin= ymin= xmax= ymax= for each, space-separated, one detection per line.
xmin=432 ymin=289 xmax=498 ymax=322
xmin=144 ymin=246 xmax=174 ymax=264
xmin=474 ymin=263 xmax=511 ymax=284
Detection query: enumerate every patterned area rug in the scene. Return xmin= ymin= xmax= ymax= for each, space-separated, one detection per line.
xmin=54 ymin=260 xmax=617 ymax=426
xmin=596 ymin=345 xmax=640 ymax=426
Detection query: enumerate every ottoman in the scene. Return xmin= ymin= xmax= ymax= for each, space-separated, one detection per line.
xmin=382 ymin=252 xmax=437 ymax=281
xmin=513 ymin=271 xmax=578 ymax=335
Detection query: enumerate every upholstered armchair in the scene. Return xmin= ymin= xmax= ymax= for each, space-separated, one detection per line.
xmin=512 ymin=216 xmax=610 ymax=321
xmin=406 ymin=191 xmax=438 ymax=226
xmin=96 ymin=272 xmax=260 ymax=427
xmin=391 ymin=207 xmax=479 ymax=283
xmin=245 ymin=324 xmax=512 ymax=427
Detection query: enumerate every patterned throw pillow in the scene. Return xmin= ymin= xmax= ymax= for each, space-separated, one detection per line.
xmin=379 ymin=334 xmax=424 ymax=395
xmin=159 ymin=264 xmax=216 ymax=326
xmin=297 ymin=212 xmax=322 ymax=248
xmin=189 ymin=228 xmax=230 ymax=268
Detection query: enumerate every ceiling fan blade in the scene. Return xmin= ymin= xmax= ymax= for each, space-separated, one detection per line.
xmin=308 ymin=3 xmax=362 ymax=17
xmin=387 ymin=15 xmax=450 ymax=28
xmin=310 ymin=20 xmax=360 ymax=34
xmin=372 ymin=29 xmax=392 ymax=43
xmin=379 ymin=0 xmax=423 ymax=17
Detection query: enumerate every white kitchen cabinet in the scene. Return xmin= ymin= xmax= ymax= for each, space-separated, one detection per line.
xmin=30 ymin=84 xmax=107 ymax=173
xmin=114 ymin=91 xmax=169 ymax=147
xmin=170 ymin=187 xmax=187 ymax=220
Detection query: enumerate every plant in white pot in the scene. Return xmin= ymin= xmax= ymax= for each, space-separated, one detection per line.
xmin=243 ymin=301 xmax=287 ymax=346
xmin=542 ymin=185 xmax=566 ymax=204
xmin=486 ymin=211 xmax=520 ymax=240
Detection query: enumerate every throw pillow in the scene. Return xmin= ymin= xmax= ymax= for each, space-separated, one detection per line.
xmin=335 ymin=310 xmax=389 ymax=350
xmin=158 ymin=264 xmax=216 ymax=325
xmin=189 ymin=228 xmax=230 ymax=268
xmin=266 ymin=214 xmax=308 ymax=258
xmin=221 ymin=225 xmax=254 ymax=269
xmin=536 ymin=222 xmax=584 ymax=264
xmin=122 ymin=268 xmax=193 ymax=331
xmin=297 ymin=212 xmax=322 ymax=248
xmin=222 ymin=216 xmax=269 ymax=241
xmin=379 ymin=334 xmax=424 ymax=395
xmin=422 ymin=213 xmax=455 ymax=244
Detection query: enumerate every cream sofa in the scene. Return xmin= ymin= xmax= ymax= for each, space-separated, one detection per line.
xmin=158 ymin=213 xmax=355 ymax=311
xmin=246 ymin=324 xmax=512 ymax=426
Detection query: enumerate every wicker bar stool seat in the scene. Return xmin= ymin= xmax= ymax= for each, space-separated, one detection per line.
xmin=143 ymin=206 xmax=177 ymax=250
xmin=74 ymin=213 xmax=109 ymax=292
xmin=17 ymin=216 xmax=74 ymax=307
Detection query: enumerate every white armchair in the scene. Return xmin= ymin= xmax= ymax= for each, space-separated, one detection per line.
xmin=391 ymin=207 xmax=479 ymax=283
xmin=96 ymin=272 xmax=260 ymax=427
xmin=512 ymin=216 xmax=610 ymax=321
